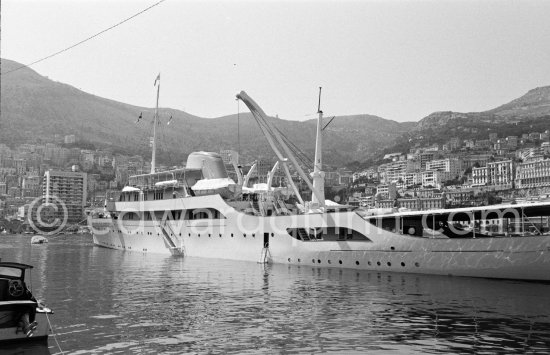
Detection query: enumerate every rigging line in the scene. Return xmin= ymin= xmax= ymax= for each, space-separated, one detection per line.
xmin=322 ymin=116 xmax=336 ymax=131
xmin=281 ymin=139 xmax=310 ymax=168
xmin=2 ymin=0 xmax=167 ymax=75
xmin=236 ymin=98 xmax=241 ymax=158
xmin=156 ymin=116 xmax=169 ymax=166
xmin=45 ymin=311 xmax=65 ymax=355
xmin=250 ymin=108 xmax=311 ymax=174
xmin=276 ymin=128 xmax=313 ymax=169
xmin=281 ymin=132 xmax=312 ymax=164
xmin=283 ymin=137 xmax=313 ymax=168
xmin=136 ymin=113 xmax=153 ymax=158
xmin=136 ymin=114 xmax=152 ymax=154
xmin=158 ymin=114 xmax=175 ymax=166
xmin=254 ymin=112 xmax=312 ymax=170
xmin=256 ymin=114 xmax=313 ymax=175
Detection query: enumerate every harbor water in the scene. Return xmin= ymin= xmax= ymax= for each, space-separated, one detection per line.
xmin=1 ymin=234 xmax=550 ymax=354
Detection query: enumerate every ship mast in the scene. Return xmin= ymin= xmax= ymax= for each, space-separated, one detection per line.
xmin=151 ymin=74 xmax=160 ymax=174
xmin=311 ymin=87 xmax=325 ymax=208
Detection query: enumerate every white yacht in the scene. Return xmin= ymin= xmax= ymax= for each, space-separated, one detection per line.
xmin=90 ymin=87 xmax=550 ymax=281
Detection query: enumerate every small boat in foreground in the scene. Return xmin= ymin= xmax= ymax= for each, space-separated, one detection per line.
xmin=0 ymin=262 xmax=53 ymax=343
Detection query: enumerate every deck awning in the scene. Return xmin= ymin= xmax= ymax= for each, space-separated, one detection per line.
xmin=191 ymin=178 xmax=236 ymax=191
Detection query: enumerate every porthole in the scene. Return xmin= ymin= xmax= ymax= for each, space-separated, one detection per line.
xmin=288 ymin=258 xmax=291 ymax=262
xmin=231 ymin=233 xmax=234 ymax=237
xmin=188 ymin=233 xmax=191 ymax=237
xmin=219 ymin=234 xmax=222 ymax=237
xmin=317 ymin=259 xmax=321 ymax=264
xmin=355 ymin=261 xmax=360 ymax=265
xmin=387 ymin=262 xmax=392 ymax=267
xmin=376 ymin=261 xmax=381 ymax=266
xmin=243 ymin=234 xmax=246 ymax=237
xmin=328 ymin=260 xmax=332 ymax=264
xmin=298 ymin=258 xmax=301 ymax=262
xmin=401 ymin=262 xmax=405 ymax=267
xmin=368 ymin=261 xmax=372 ymax=266
xmin=208 ymin=234 xmax=211 ymax=237
xmin=338 ymin=260 xmax=342 ymax=264
xmin=198 ymin=234 xmax=200 ymax=237
xmin=415 ymin=262 xmax=420 ymax=267
xmin=252 ymin=234 xmax=255 ymax=238
xmin=390 ymin=246 xmax=395 ymax=251
xmin=271 ymin=233 xmax=274 ymax=237
xmin=312 ymin=259 xmax=316 ymax=263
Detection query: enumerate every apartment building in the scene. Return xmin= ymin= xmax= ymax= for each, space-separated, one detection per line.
xmin=425 ymin=158 xmax=463 ymax=177
xmin=516 ymin=159 xmax=550 ymax=189
xmin=42 ymin=170 xmax=88 ymax=223
xmin=472 ymin=160 xmax=513 ymax=187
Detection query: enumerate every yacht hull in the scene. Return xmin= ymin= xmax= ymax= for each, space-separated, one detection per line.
xmin=90 ymin=195 xmax=550 ymax=281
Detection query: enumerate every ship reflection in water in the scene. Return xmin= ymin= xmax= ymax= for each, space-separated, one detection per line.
xmin=1 ymin=234 xmax=550 ymax=353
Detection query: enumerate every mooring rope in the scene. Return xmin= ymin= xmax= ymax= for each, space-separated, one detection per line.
xmin=45 ymin=311 xmax=65 ymax=355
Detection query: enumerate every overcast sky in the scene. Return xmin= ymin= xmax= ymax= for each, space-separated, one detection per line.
xmin=2 ymin=0 xmax=550 ymax=122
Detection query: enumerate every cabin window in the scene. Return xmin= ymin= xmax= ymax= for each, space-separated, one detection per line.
xmin=194 ymin=210 xmax=209 ymax=219
xmin=0 ymin=267 xmax=22 ymax=278
xmin=164 ymin=210 xmax=183 ymax=220
xmin=184 ymin=208 xmax=225 ymax=220
xmin=286 ymin=227 xmax=371 ymax=241
xmin=122 ymin=212 xmax=138 ymax=220
xmin=338 ymin=229 xmax=346 ymax=240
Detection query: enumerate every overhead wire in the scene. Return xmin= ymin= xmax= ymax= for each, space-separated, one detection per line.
xmin=2 ymin=0 xmax=166 ymax=75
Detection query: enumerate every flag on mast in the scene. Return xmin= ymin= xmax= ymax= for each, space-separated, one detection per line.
xmin=167 ymin=115 xmax=173 ymax=125
xmin=135 ymin=112 xmax=142 ymax=123
xmin=154 ymin=73 xmax=160 ymax=86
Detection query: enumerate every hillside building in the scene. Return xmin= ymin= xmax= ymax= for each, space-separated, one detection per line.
xmin=425 ymin=158 xmax=463 ymax=178
xmin=42 ymin=170 xmax=88 ymax=223
xmin=64 ymin=135 xmax=76 ymax=144
xmin=516 ymin=159 xmax=550 ymax=189
xmin=421 ymin=170 xmax=448 ymax=188
xmin=420 ymin=152 xmax=435 ymax=170
xmin=472 ymin=160 xmax=514 ymax=187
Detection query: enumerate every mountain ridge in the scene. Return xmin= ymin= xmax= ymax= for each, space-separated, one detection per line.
xmin=0 ymin=58 xmax=414 ymax=166
xmin=417 ymin=86 xmax=550 ymax=129
xmin=2 ymin=58 xmax=549 ymax=166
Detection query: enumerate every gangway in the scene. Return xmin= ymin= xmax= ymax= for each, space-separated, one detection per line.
xmin=160 ymin=221 xmax=185 ymax=256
